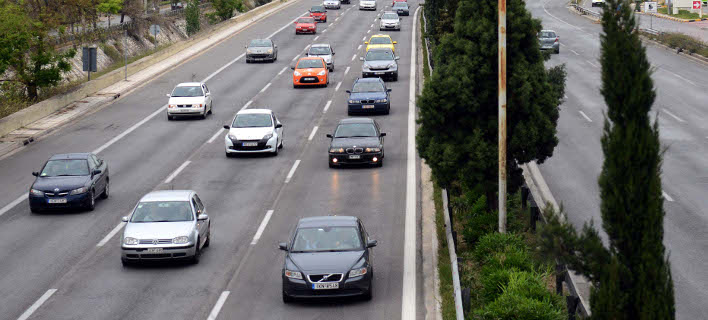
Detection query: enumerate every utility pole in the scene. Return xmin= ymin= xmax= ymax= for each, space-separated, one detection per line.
xmin=498 ymin=0 xmax=507 ymax=233
xmin=124 ymin=28 xmax=128 ymax=81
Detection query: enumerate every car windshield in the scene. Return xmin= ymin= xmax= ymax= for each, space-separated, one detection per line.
xmin=308 ymin=46 xmax=331 ymax=55
xmin=297 ymin=59 xmax=325 ymax=69
xmin=130 ymin=201 xmax=193 ymax=222
xmin=298 ymin=17 xmax=315 ymax=23
xmin=291 ymin=226 xmax=363 ymax=252
xmin=393 ymin=2 xmax=407 ymax=7
xmin=232 ymin=113 xmax=272 ymax=128
xmin=370 ymin=37 xmax=392 ymax=45
xmin=171 ymin=86 xmax=203 ymax=97
xmin=311 ymin=6 xmax=325 ymax=12
xmin=40 ymin=159 xmax=89 ymax=177
xmin=352 ymin=81 xmax=385 ymax=92
xmin=249 ymin=39 xmax=271 ymax=47
xmin=539 ymin=31 xmax=556 ymax=38
xmin=365 ymin=50 xmax=394 ymax=61
xmin=382 ymin=13 xmax=398 ymax=19
xmin=334 ymin=123 xmax=378 ymax=138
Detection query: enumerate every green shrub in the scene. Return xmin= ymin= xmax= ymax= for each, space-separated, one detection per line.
xmin=474 ymin=289 xmax=565 ymax=320
xmin=473 ymin=232 xmax=526 ymax=263
xmin=484 ymin=247 xmax=534 ymax=272
xmin=480 ymin=267 xmax=515 ymax=303
xmin=100 ymin=44 xmax=121 ymax=61
xmin=460 ymin=195 xmax=498 ymax=245
xmin=656 ymin=32 xmax=708 ymax=57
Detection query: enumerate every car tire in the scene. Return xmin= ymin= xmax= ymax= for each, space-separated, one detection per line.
xmin=208 ymin=102 xmax=213 ymax=115
xmin=555 ymin=47 xmax=560 ymax=54
xmin=201 ymin=110 xmax=207 ymax=119
xmin=121 ymin=258 xmax=132 ymax=267
xmin=376 ymin=158 xmax=383 ymax=167
xmin=167 ymin=114 xmax=174 ymax=121
xmin=204 ymin=227 xmax=211 ymax=248
xmin=272 ymin=145 xmax=279 ymax=156
xmin=100 ymin=181 xmax=109 ymax=199
xmin=246 ymin=58 xmax=251 ymax=63
xmin=191 ymin=239 xmax=201 ymax=264
xmin=363 ymin=281 xmax=373 ymax=300
xmin=278 ymin=139 xmax=283 ymax=149
xmin=87 ymin=190 xmax=96 ymax=211
xmin=385 ymin=104 xmax=391 ymax=115
xmin=282 ymin=291 xmax=294 ymax=303
xmin=225 ymin=151 xmax=236 ymax=158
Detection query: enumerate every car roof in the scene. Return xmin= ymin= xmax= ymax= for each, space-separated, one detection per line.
xmin=298 ymin=216 xmax=359 ymax=228
xmin=176 ymin=82 xmax=202 ymax=87
xmin=366 ymin=47 xmax=393 ymax=53
xmin=48 ymin=153 xmax=91 ymax=160
xmin=140 ymin=190 xmax=195 ymax=202
xmin=237 ymin=108 xmax=272 ymax=115
xmin=371 ymin=34 xmax=392 ymax=38
xmin=338 ymin=117 xmax=375 ymax=124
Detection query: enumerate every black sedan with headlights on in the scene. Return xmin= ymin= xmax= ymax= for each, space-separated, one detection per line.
xmin=28 ymin=153 xmax=109 ymax=213
xmin=279 ymin=216 xmax=377 ymax=302
xmin=326 ymin=118 xmax=385 ymax=168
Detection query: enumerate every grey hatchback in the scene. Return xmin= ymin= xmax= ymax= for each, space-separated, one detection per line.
xmin=538 ymin=30 xmax=559 ymax=54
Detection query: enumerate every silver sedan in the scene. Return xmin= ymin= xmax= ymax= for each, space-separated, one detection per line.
xmin=121 ymin=190 xmax=211 ymax=265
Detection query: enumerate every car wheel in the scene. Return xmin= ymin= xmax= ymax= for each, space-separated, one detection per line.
xmin=555 ymin=47 xmax=560 ymax=54
xmin=191 ymin=238 xmax=201 ymax=264
xmin=385 ymin=104 xmax=391 ymax=115
xmin=204 ymin=227 xmax=211 ymax=248
xmin=272 ymin=145 xmax=279 ymax=156
xmin=201 ymin=110 xmax=207 ymax=119
xmin=87 ymin=190 xmax=96 ymax=211
xmin=278 ymin=139 xmax=283 ymax=149
xmin=121 ymin=258 xmax=132 ymax=267
xmin=362 ymin=280 xmax=373 ymax=300
xmin=167 ymin=114 xmax=173 ymax=121
xmin=100 ymin=181 xmax=109 ymax=199
xmin=283 ymin=291 xmax=294 ymax=303
xmin=208 ymin=102 xmax=213 ymax=115
xmin=246 ymin=58 xmax=251 ymax=63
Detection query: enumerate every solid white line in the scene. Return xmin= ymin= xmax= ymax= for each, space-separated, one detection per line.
xmin=260 ymin=82 xmax=272 ymax=93
xmin=402 ymin=6 xmax=420 ymax=320
xmin=663 ymin=191 xmax=674 ymax=202
xmin=97 ymin=222 xmax=126 ymax=247
xmin=344 ymin=66 xmax=350 ymax=75
xmin=314 ymin=35 xmax=320 ymax=41
xmin=202 ymin=53 xmax=246 ymax=83
xmin=351 ymin=54 xmax=357 ymax=61
xmin=164 ymin=160 xmax=191 ymax=184
xmin=250 ymin=210 xmax=275 ymax=245
xmin=267 ymin=13 xmax=307 ymax=39
xmin=662 ymin=109 xmax=686 ymax=123
xmin=92 ymin=105 xmax=166 ymax=154
xmin=579 ymin=111 xmax=593 ymax=122
xmin=278 ymin=66 xmax=288 ymax=75
xmin=284 ymin=160 xmax=301 ymax=184
xmin=17 ymin=289 xmax=57 ymax=320
xmin=335 ymin=82 xmax=342 ymax=91
xmin=308 ymin=126 xmax=319 ymax=141
xmin=0 ymin=194 xmax=27 ymax=217
xmin=559 ymin=43 xmax=566 ymax=47
xmin=357 ymin=44 xmax=362 ymax=50
xmin=323 ymin=100 xmax=332 ymax=113
xmin=542 ymin=0 xmax=586 ymax=32
xmin=240 ymin=100 xmax=253 ymax=111
xmin=207 ymin=291 xmax=231 ymax=320
xmin=207 ymin=128 xmax=224 ymax=144
xmin=570 ymin=49 xmax=580 ymax=55
xmin=586 ymin=60 xmax=599 ymax=68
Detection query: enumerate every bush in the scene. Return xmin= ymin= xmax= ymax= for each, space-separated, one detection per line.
xmin=459 ymin=194 xmax=498 ymax=245
xmin=473 ymin=232 xmax=526 ymax=263
xmin=100 ymin=44 xmax=121 ymax=61
xmin=656 ymin=32 xmax=708 ymax=57
xmin=185 ymin=0 xmax=201 ymax=35
xmin=475 ymin=289 xmax=565 ymax=320
xmin=483 ymin=247 xmax=534 ymax=272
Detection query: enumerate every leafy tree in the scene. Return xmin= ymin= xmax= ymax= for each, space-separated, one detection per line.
xmin=210 ymin=0 xmax=244 ymax=21
xmin=540 ymin=0 xmax=675 ymax=318
xmin=185 ymin=0 xmax=200 ymax=36
xmin=417 ymin=0 xmax=564 ymax=209
xmin=97 ymin=0 xmax=124 ymax=27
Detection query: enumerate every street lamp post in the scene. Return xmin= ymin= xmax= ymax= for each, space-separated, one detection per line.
xmin=498 ymin=0 xmax=507 ymax=233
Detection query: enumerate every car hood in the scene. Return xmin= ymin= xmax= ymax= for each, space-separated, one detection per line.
xmin=124 ymin=221 xmax=195 ymax=239
xmin=324 ymin=0 xmax=339 ymax=3
xmin=360 ymin=0 xmax=375 ymax=3
xmin=367 ymin=44 xmax=394 ymax=51
xmin=349 ymin=91 xmax=387 ymax=100
xmin=381 ymin=18 xmax=400 ymax=23
xmin=247 ymin=47 xmax=273 ymax=54
xmin=308 ymin=53 xmax=332 ymax=63
xmin=363 ymin=60 xmax=395 ymax=69
xmin=295 ymin=68 xmax=325 ymax=76
xmin=289 ymin=251 xmax=364 ymax=273
xmin=229 ymin=127 xmax=273 ymax=140
xmin=32 ymin=176 xmax=90 ymax=192
xmin=330 ymin=137 xmax=381 ymax=148
xmin=168 ymin=96 xmax=206 ymax=105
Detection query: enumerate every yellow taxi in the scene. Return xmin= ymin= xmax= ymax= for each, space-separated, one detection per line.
xmin=364 ymin=34 xmax=397 ymax=54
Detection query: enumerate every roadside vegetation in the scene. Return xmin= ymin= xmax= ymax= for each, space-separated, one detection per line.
xmin=657 ymin=7 xmax=703 ymax=19
xmin=644 ymin=31 xmax=708 ymax=58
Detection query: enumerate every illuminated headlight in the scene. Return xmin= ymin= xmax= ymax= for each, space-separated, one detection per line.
xmin=349 ymin=100 xmax=361 ymax=104
xmin=330 ymin=148 xmax=345 ymax=153
xmin=263 ymin=133 xmax=274 ymax=140
xmin=317 ymin=70 xmax=327 ymax=76
xmin=30 ymin=189 xmax=44 ymax=196
xmin=349 ymin=267 xmax=368 ymax=278
xmin=228 ymin=133 xmax=238 ymax=140
xmin=172 ymin=236 xmax=189 ymax=244
xmin=294 ymin=71 xmax=302 ymax=76
xmin=284 ymin=269 xmax=303 ymax=279
xmin=124 ymin=237 xmax=139 ymax=245
xmin=70 ymin=187 xmax=88 ymax=195
xmin=374 ymin=99 xmax=387 ymax=103
xmin=365 ymin=147 xmax=381 ymax=152
xmin=246 ymin=49 xmax=253 ymax=54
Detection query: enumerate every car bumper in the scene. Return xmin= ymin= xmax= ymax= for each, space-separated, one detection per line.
xmin=359 ymin=4 xmax=376 ymax=9
xmin=167 ymin=106 xmax=205 ymax=116
xmin=225 ymin=135 xmax=278 ymax=154
xmin=283 ymin=273 xmax=372 ymax=298
xmin=540 ymin=43 xmax=559 ymax=51
xmin=380 ymin=24 xmax=401 ymax=30
xmin=296 ymin=27 xmax=317 ymax=33
xmin=294 ymin=75 xmax=327 ymax=86
xmin=324 ymin=3 xmax=340 ymax=8
xmin=121 ymin=244 xmax=196 ymax=261
xmin=29 ymin=192 xmax=92 ymax=210
xmin=362 ymin=70 xmax=397 ymax=78
xmin=348 ymin=102 xmax=389 ymax=114
xmin=395 ymin=10 xmax=409 ymax=15
xmin=247 ymin=53 xmax=275 ymax=61
xmin=311 ymin=16 xmax=326 ymax=21
xmin=329 ymin=152 xmax=383 ymax=165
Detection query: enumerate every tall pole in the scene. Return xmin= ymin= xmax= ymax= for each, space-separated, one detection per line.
xmin=498 ymin=0 xmax=507 ymax=233
xmin=124 ymin=28 xmax=128 ymax=81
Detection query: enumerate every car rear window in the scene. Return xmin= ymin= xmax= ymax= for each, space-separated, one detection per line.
xmin=308 ymin=46 xmax=331 ymax=55
xmin=171 ymin=86 xmax=203 ymax=97
xmin=232 ymin=113 xmax=273 ymax=128
xmin=291 ymin=227 xmax=363 ymax=252
xmin=334 ymin=123 xmax=378 ymax=138
xmin=539 ymin=31 xmax=556 ymax=38
xmin=393 ymin=2 xmax=407 ymax=7
xmin=131 ymin=201 xmax=193 ymax=222
xmin=296 ymin=59 xmax=325 ymax=69
xmin=40 ymin=159 xmax=89 ymax=177
xmin=370 ymin=37 xmax=392 ymax=45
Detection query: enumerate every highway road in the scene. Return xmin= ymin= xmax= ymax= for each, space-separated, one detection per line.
xmin=529 ymin=0 xmax=708 ymax=318
xmin=0 ymin=0 xmax=422 ymax=319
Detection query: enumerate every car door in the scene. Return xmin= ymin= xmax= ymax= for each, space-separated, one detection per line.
xmin=193 ymin=194 xmax=208 ymax=244
xmin=272 ymin=113 xmax=283 ymax=144
xmin=202 ymin=84 xmax=211 ymax=109
xmin=86 ymin=156 xmax=101 ymax=195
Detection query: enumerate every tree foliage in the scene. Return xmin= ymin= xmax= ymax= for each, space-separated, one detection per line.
xmin=210 ymin=0 xmax=244 ymax=21
xmin=185 ymin=0 xmax=200 ymax=35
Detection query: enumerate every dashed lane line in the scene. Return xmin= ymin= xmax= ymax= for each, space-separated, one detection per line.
xmin=206 ymin=291 xmax=231 ymax=320
xmin=323 ymin=100 xmax=332 ymax=113
xmin=308 ymin=126 xmax=319 ymax=141
xmin=251 ymin=210 xmax=275 ymax=245
xmin=17 ymin=289 xmax=57 ymax=320
xmin=284 ymin=160 xmax=301 ymax=184
xmin=164 ymin=160 xmax=191 ymax=184
xmin=579 ymin=111 xmax=593 ymax=122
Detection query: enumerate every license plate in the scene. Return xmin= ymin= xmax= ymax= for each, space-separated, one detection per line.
xmin=304 ymin=77 xmax=316 ymax=81
xmin=362 ymin=105 xmax=375 ymax=109
xmin=313 ymin=282 xmax=339 ymax=290
xmin=147 ymin=248 xmax=163 ymax=253
xmin=243 ymin=142 xmax=258 ymax=147
xmin=48 ymin=198 xmax=67 ymax=204
xmin=375 ymin=72 xmax=385 ymax=75
xmin=349 ymin=155 xmax=361 ymax=159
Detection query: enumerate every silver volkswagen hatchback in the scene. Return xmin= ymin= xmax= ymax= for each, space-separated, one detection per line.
xmin=121 ymin=190 xmax=211 ymax=266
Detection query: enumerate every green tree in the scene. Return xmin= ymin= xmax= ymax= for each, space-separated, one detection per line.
xmin=210 ymin=0 xmax=244 ymax=21
xmin=540 ymin=0 xmax=675 ymax=318
xmin=97 ymin=0 xmax=124 ymax=27
xmin=185 ymin=0 xmax=200 ymax=36
xmin=417 ymin=0 xmax=564 ymax=208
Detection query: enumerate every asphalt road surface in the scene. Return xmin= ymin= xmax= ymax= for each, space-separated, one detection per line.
xmin=529 ymin=0 xmax=708 ymax=318
xmin=0 ymin=0 xmax=423 ymax=319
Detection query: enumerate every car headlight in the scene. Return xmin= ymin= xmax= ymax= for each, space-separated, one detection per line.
xmin=263 ymin=133 xmax=273 ymax=140
xmin=193 ymin=104 xmax=203 ymax=108
xmin=267 ymin=48 xmax=273 ymax=54
xmin=374 ymin=99 xmax=387 ymax=103
xmin=317 ymin=70 xmax=327 ymax=76
xmin=70 ymin=187 xmax=88 ymax=195
xmin=294 ymin=71 xmax=302 ymax=76
xmin=246 ymin=49 xmax=253 ymax=54
xmin=284 ymin=269 xmax=303 ymax=279
xmin=349 ymin=99 xmax=361 ymax=104
xmin=124 ymin=237 xmax=139 ymax=245
xmin=349 ymin=267 xmax=368 ymax=278
xmin=172 ymin=236 xmax=190 ymax=244
xmin=30 ymin=189 xmax=44 ymax=196
xmin=228 ymin=133 xmax=238 ymax=140
xmin=388 ymin=63 xmax=396 ymax=68
xmin=330 ymin=147 xmax=345 ymax=153
xmin=365 ymin=147 xmax=381 ymax=152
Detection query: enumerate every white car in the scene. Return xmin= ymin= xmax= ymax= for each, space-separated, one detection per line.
xmin=166 ymin=82 xmax=213 ymax=120
xmin=224 ymin=109 xmax=284 ymax=157
xmin=359 ymin=0 xmax=376 ymax=10
xmin=323 ymin=0 xmax=341 ymax=9
xmin=591 ymin=0 xmax=605 ymax=7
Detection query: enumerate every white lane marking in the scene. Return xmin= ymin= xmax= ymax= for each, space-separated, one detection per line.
xmin=0 ymin=195 xmax=27 ymax=217
xmin=207 ymin=128 xmax=225 ymax=144
xmin=240 ymin=100 xmax=253 ymax=111
xmin=93 ymin=105 xmax=166 ymax=154
xmin=284 ymin=160 xmax=301 ymax=184
xmin=367 ymin=29 xmax=371 ymax=33
xmin=314 ymin=35 xmax=320 ymax=41
xmin=250 ymin=210 xmax=275 ymax=245
xmin=97 ymin=222 xmax=126 ymax=247
xmin=357 ymin=44 xmax=362 ymax=50
xmin=570 ymin=49 xmax=580 ymax=55
xmin=207 ymin=291 xmax=231 ymax=320
xmin=586 ymin=60 xmax=599 ymax=68
xmin=351 ymin=54 xmax=357 ymax=61
xmin=663 ymin=191 xmax=674 ymax=202
xmin=323 ymin=100 xmax=332 ymax=113
xmin=335 ymin=81 xmax=342 ymax=91
xmin=203 ymin=53 xmax=246 ymax=83
xmin=323 ymin=29 xmax=328 ymax=33
xmin=370 ymin=23 xmax=374 ymax=27
xmin=267 ymin=12 xmax=308 ymax=39
xmin=662 ymin=109 xmax=686 ymax=123
xmin=363 ymin=36 xmax=366 ymax=41
xmin=17 ymin=289 xmax=57 ymax=320
xmin=164 ymin=160 xmax=191 ymax=184
xmin=542 ymin=0 xmax=586 ymax=32
xmin=564 ymin=94 xmax=569 ymax=99
xmin=662 ymin=68 xmax=698 ymax=87
xmin=579 ymin=111 xmax=593 ymax=122
xmin=308 ymin=126 xmax=319 ymax=141
xmin=278 ymin=66 xmax=288 ymax=75
xmin=344 ymin=66 xmax=350 ymax=75
xmin=559 ymin=43 xmax=566 ymax=47
xmin=260 ymin=82 xmax=272 ymax=93
xmin=402 ymin=6 xmax=420 ymax=320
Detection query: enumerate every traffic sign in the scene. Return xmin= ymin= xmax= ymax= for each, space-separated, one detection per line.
xmin=693 ymin=1 xmax=702 ymax=9
xmin=149 ymin=24 xmax=161 ymax=36
xmin=645 ymin=1 xmax=658 ymax=13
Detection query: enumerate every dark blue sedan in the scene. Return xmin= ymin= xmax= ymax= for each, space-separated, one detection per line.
xmin=28 ymin=153 xmax=109 ymax=213
xmin=346 ymin=78 xmax=391 ymax=115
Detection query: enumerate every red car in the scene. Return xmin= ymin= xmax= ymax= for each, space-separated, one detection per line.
xmin=295 ymin=17 xmax=317 ymax=34
xmin=392 ymin=0 xmax=406 ymax=5
xmin=309 ymin=5 xmax=327 ymax=22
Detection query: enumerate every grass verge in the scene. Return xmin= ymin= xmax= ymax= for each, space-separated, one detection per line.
xmin=433 ymin=184 xmax=458 ymax=320
xmin=644 ymin=31 xmax=708 ymax=58
xmin=657 ymin=7 xmax=704 ymax=19
xmin=420 ymin=11 xmax=431 ymax=81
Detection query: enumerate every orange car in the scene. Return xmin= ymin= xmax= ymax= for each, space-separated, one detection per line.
xmin=291 ymin=57 xmax=329 ymax=88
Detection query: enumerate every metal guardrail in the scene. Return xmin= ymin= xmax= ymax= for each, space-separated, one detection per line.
xmin=571 ymin=3 xmax=602 ymax=18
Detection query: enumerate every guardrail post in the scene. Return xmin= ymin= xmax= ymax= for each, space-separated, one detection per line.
xmin=461 ymin=287 xmax=471 ymax=316
xmin=566 ymin=295 xmax=580 ymax=320
xmin=529 ymin=198 xmax=539 ymax=232
xmin=521 ymin=185 xmax=529 ymax=210
xmin=445 ymin=189 xmax=458 ymax=248
xmin=556 ymin=264 xmax=565 ymax=295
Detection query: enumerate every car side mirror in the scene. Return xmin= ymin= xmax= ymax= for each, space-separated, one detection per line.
xmin=32 ymin=171 xmax=39 ymax=177
xmin=386 ymin=88 xmax=392 ymax=92
xmin=393 ymin=41 xmax=397 ymax=44
xmin=380 ymin=133 xmax=386 ymax=137
xmin=395 ymin=56 xmax=400 ymax=60
xmin=274 ymin=45 xmax=278 ymax=48
xmin=364 ymin=41 xmax=369 ymax=44
xmin=165 ymin=93 xmax=171 ymax=97
xmin=367 ymin=239 xmax=378 ymax=248
xmin=332 ymin=52 xmax=335 ymax=55
xmin=279 ymin=242 xmax=288 ymax=251
xmin=223 ymin=125 xmax=230 ymax=129
xmin=205 ymin=92 xmax=211 ymax=96
xmin=290 ymin=66 xmax=295 ymax=70
xmin=359 ymin=57 xmax=364 ymax=61
xmin=197 ymin=214 xmax=209 ymax=221
xmin=326 ymin=134 xmax=333 ymax=138
xmin=275 ymin=123 xmax=283 ymax=128
xmin=121 ymin=216 xmax=129 ymax=222
xmin=92 ymin=169 xmax=102 ymax=175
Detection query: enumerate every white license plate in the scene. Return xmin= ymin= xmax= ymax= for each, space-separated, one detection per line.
xmin=349 ymin=155 xmax=361 ymax=159
xmin=147 ymin=248 xmax=163 ymax=253
xmin=362 ymin=105 xmax=375 ymax=109
xmin=243 ymin=142 xmax=258 ymax=146
xmin=375 ymin=72 xmax=385 ymax=75
xmin=304 ymin=77 xmax=316 ymax=81
xmin=313 ymin=282 xmax=339 ymax=290
xmin=48 ymin=198 xmax=67 ymax=204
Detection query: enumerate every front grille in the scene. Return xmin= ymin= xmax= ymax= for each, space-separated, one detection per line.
xmin=177 ymin=104 xmax=192 ymax=108
xmin=139 ymin=239 xmax=172 ymax=245
xmin=346 ymin=147 xmax=364 ymax=154
xmin=45 ymin=191 xmax=69 ymax=197
xmin=369 ymin=66 xmax=389 ymax=70
xmin=299 ymin=77 xmax=319 ymax=83
xmin=140 ymin=254 xmax=172 ymax=259
xmin=307 ymin=273 xmax=343 ymax=282
xmin=250 ymin=54 xmax=268 ymax=58
xmin=360 ymin=99 xmax=375 ymax=104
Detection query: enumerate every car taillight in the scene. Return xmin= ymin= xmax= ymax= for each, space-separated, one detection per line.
xmin=554 ymin=37 xmax=559 ymax=43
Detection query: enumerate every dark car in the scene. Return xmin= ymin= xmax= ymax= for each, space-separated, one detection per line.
xmin=280 ymin=216 xmax=377 ymax=302
xmin=392 ymin=2 xmax=409 ymax=15
xmin=246 ymin=39 xmax=278 ymax=63
xmin=360 ymin=48 xmax=399 ymax=81
xmin=346 ymin=78 xmax=391 ymax=115
xmin=326 ymin=118 xmax=385 ymax=168
xmin=28 ymin=153 xmax=109 ymax=212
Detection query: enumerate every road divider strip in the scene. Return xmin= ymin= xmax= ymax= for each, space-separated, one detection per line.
xmin=164 ymin=160 xmax=191 ymax=184
xmin=17 ymin=288 xmax=57 ymax=320
xmin=97 ymin=222 xmax=127 ymax=247
xmin=207 ymin=291 xmax=231 ymax=320
xmin=284 ymin=160 xmax=301 ymax=184
xmin=251 ymin=210 xmax=275 ymax=245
